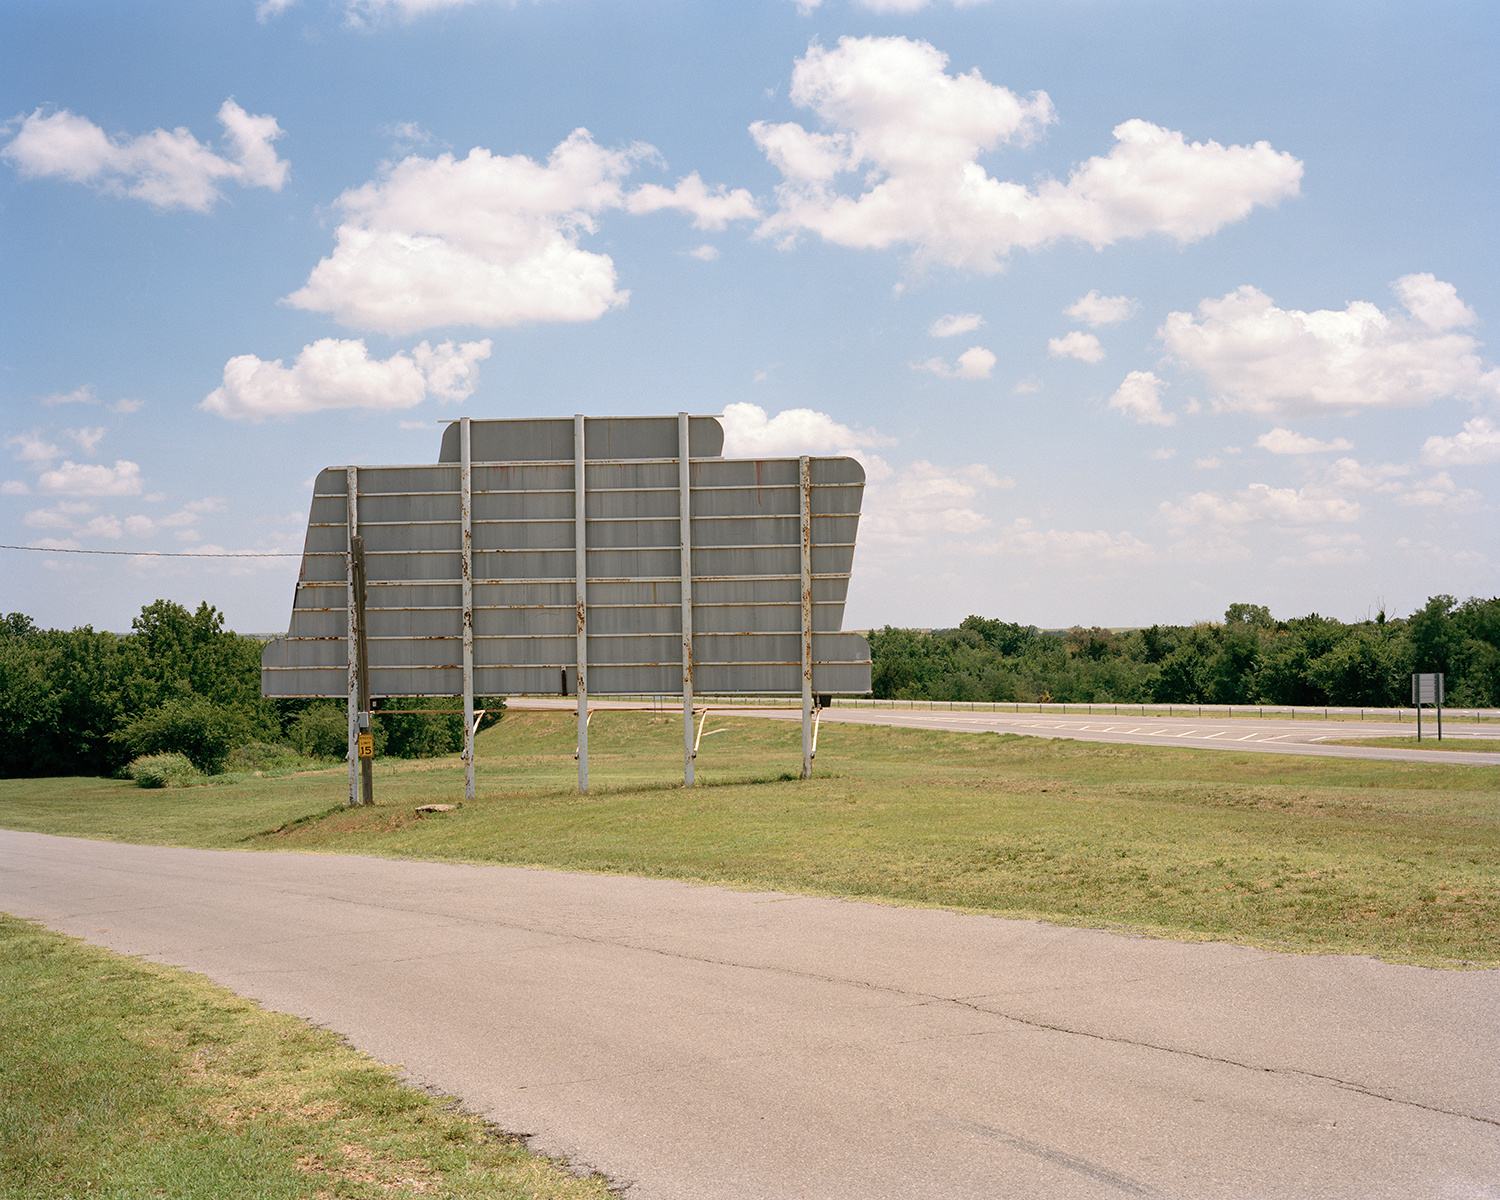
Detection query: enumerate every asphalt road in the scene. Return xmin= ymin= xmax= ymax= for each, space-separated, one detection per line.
xmin=803 ymin=708 xmax=1500 ymax=766
xmin=509 ymin=697 xmax=1500 ymax=767
xmin=4 ymin=830 xmax=1497 ymax=1199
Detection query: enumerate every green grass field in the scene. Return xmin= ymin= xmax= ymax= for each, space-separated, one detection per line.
xmin=3 ymin=710 xmax=1497 ymax=967
xmin=0 ymin=913 xmax=615 ymax=1200
xmin=1331 ymin=736 xmax=1500 ymax=752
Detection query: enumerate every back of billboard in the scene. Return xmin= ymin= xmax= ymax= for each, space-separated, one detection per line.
xmin=261 ymin=415 xmax=871 ymax=698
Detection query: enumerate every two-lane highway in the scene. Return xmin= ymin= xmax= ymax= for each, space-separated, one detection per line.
xmin=3 ymin=831 xmax=1497 ymax=1200
xmin=509 ymin=697 xmax=1500 ymax=766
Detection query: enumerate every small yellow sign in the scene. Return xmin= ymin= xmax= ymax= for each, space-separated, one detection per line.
xmin=357 ymin=733 xmax=374 ymax=758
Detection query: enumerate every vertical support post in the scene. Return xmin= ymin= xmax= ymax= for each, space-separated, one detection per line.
xmin=345 ymin=466 xmax=359 ymax=808
xmin=799 ymin=455 xmax=813 ymax=780
xmin=1437 ymin=672 xmax=1443 ymax=741
xmin=352 ymin=535 xmax=373 ymax=806
xmin=679 ymin=412 xmax=695 ymax=787
xmin=574 ymin=414 xmax=589 ymax=794
xmin=461 ymin=416 xmax=475 ymax=801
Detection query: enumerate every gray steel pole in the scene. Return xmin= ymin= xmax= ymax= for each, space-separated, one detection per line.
xmin=461 ymin=416 xmax=475 ymax=801
xmin=800 ymin=455 xmax=813 ymax=780
xmin=679 ymin=412 xmax=695 ymax=787
xmin=575 ymin=413 xmax=588 ymax=794
xmin=346 ymin=466 xmax=359 ymax=808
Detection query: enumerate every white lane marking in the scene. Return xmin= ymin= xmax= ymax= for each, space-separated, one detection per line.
xmin=1236 ymin=733 xmax=1258 ymax=741
xmin=1203 ymin=731 xmax=1228 ymax=739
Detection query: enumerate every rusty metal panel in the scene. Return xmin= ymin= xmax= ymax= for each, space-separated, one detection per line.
xmin=263 ymin=415 xmax=871 ymax=699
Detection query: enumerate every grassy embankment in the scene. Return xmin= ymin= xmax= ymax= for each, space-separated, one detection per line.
xmin=0 ymin=913 xmax=615 ymax=1200
xmin=1331 ymin=736 xmax=1500 ymax=752
xmin=2 ymin=710 xmax=1497 ymax=967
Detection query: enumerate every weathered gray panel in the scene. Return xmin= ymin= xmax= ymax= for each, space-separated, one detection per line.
xmin=585 ymin=518 xmax=679 ymax=549
xmin=473 ymin=607 xmax=573 ymax=637
xmin=475 ymin=635 xmax=572 ymax=667
xmin=472 ymin=581 xmax=575 ymax=607
xmin=264 ymin=416 xmax=870 ymax=699
xmin=691 ymin=515 xmax=799 ymax=547
xmin=692 ymin=546 xmax=800 ymax=577
xmin=474 ymin=549 xmax=577 ymax=579
xmin=439 ymin=416 xmax=723 ymax=464
xmin=588 ymin=605 xmax=679 ymax=636
xmin=693 ymin=604 xmax=798 ymax=634
xmin=588 ymin=548 xmax=679 ymax=578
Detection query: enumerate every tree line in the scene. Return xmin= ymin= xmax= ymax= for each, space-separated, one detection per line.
xmin=0 ymin=600 xmax=498 ymax=779
xmin=4 ymin=594 xmax=1495 ymax=779
xmin=869 ymin=597 xmax=1500 ymax=709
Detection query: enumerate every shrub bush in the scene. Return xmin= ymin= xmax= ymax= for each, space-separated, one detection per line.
xmin=128 ymin=752 xmax=199 ymax=788
xmin=113 ymin=695 xmax=249 ymax=774
xmin=223 ymin=741 xmax=304 ymax=774
xmin=288 ymin=705 xmax=353 ymax=760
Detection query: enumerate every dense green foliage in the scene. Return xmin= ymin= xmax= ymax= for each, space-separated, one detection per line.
xmin=4 ymin=595 xmax=1492 ymax=778
xmin=870 ymin=596 xmax=1500 ymax=709
xmin=0 ymin=600 xmax=502 ymax=778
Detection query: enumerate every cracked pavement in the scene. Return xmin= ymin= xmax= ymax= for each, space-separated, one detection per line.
xmin=3 ymin=830 xmax=1497 ymax=1198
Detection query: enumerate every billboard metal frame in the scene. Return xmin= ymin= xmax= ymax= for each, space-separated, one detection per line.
xmin=263 ymin=413 xmax=871 ymax=801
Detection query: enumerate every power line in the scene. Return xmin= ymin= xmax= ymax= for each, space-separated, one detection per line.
xmin=2 ymin=543 xmax=300 ymax=559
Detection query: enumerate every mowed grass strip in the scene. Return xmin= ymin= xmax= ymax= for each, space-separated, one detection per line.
xmin=2 ymin=711 xmax=1497 ymax=966
xmin=1329 ymin=736 xmax=1500 ymax=752
xmin=0 ymin=912 xmax=616 ymax=1200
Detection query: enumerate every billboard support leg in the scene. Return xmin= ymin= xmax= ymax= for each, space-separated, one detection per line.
xmin=575 ymin=414 xmax=589 ymax=794
xmin=799 ymin=455 xmax=813 ymax=780
xmin=346 ymin=466 xmax=360 ymax=808
xmin=461 ymin=416 xmax=475 ymax=801
xmin=352 ymin=534 xmax=373 ymax=806
xmin=679 ymin=412 xmax=695 ymax=788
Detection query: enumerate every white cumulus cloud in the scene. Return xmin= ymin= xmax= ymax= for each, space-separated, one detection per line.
xmin=36 ymin=460 xmax=143 ymax=496
xmin=986 ymin=519 xmax=1153 ymax=561
xmin=1421 ymin=416 xmax=1500 ymax=467
xmin=65 ymin=426 xmax=107 ymax=453
xmin=1065 ymin=290 xmax=1139 ymax=327
xmin=42 ymin=384 xmax=98 ymax=407
xmin=2 ymin=100 xmax=288 ymax=211
xmin=8 ymin=431 xmax=59 ymax=465
xmin=861 ymin=460 xmax=1010 ymax=549
xmin=1393 ymin=471 xmax=1485 ymax=512
xmin=916 ymin=346 xmax=996 ymax=379
xmin=1108 ymin=370 xmax=1174 ymax=426
xmin=625 ymin=171 xmax=759 ymax=229
xmin=1159 ymin=484 xmax=1361 ymax=528
xmin=1161 ymin=275 xmax=1500 ymax=416
xmin=1048 ymin=331 xmax=1104 ymax=363
xmin=1255 ymin=428 xmax=1354 ymax=455
xmin=930 ymin=312 xmax=983 ymax=338
xmin=200 ymin=338 xmax=491 ymax=420
xmin=719 ymin=402 xmax=893 ymax=458
xmin=753 ymin=36 xmax=1300 ymax=272
xmin=285 ymin=129 xmax=754 ymax=335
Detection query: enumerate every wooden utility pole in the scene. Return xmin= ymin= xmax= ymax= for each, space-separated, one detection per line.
xmin=351 ymin=535 xmax=375 ymax=805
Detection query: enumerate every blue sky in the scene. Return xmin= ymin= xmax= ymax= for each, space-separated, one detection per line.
xmin=3 ymin=0 xmax=1496 ymax=634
